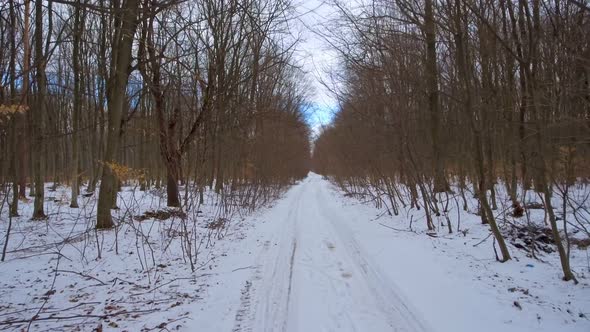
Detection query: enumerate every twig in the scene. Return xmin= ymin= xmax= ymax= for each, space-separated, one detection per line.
xmin=378 ymin=222 xmax=415 ymax=233
xmin=232 ymin=265 xmax=257 ymax=272
xmin=41 ymin=302 xmax=102 ymax=314
xmin=55 ymin=269 xmax=107 ymax=285
xmin=473 ymin=232 xmax=494 ymax=247
xmin=1 ymin=206 xmax=12 ymax=262
xmin=0 ymin=308 xmax=158 ymax=326
xmin=27 ymin=249 xmax=62 ymax=331
xmin=493 ymin=237 xmax=500 ymax=261
xmin=129 ymin=277 xmax=196 ymax=296
xmin=1 ymin=188 xmax=12 ymax=262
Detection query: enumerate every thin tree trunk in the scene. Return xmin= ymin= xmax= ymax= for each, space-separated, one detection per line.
xmin=32 ymin=0 xmax=47 ymax=219
xmin=425 ymin=0 xmax=448 ymax=193
xmin=18 ymin=0 xmax=31 ymax=199
xmin=70 ymin=4 xmax=84 ymax=208
xmin=9 ymin=0 xmax=19 ymax=217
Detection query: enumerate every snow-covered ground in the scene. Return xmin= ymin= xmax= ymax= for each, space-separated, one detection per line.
xmin=1 ymin=174 xmax=589 ymax=331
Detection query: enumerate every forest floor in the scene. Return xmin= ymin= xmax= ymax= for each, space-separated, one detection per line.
xmin=1 ymin=173 xmax=590 ymax=331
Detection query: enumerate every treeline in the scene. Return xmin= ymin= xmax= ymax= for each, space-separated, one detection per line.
xmin=0 ymin=0 xmax=310 ymax=226
xmin=314 ymin=0 xmax=589 ymax=282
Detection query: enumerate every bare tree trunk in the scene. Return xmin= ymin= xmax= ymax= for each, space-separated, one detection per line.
xmin=32 ymin=0 xmax=48 ymax=219
xmin=542 ymin=182 xmax=576 ymax=281
xmin=96 ymin=0 xmax=140 ymax=229
xmin=425 ymin=0 xmax=448 ymax=193
xmin=454 ymin=0 xmax=510 ymax=260
xmin=18 ymin=0 xmax=32 ymax=200
xmin=70 ymin=3 xmax=84 ymax=208
xmin=8 ymin=0 xmax=19 ymax=217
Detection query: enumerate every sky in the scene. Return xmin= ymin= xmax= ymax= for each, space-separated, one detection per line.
xmin=291 ymin=0 xmax=341 ymax=136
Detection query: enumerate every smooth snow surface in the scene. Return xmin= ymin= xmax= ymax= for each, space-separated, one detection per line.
xmin=189 ymin=173 xmax=590 ymax=332
xmin=2 ymin=173 xmax=589 ymax=331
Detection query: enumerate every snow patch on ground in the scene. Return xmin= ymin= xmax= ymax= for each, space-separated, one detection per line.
xmin=1 ymin=175 xmax=589 ymax=331
xmin=322 ymin=176 xmax=590 ymax=332
xmin=0 ymin=184 xmax=274 ymax=331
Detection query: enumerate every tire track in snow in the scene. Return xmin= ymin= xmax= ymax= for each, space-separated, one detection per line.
xmin=233 ymin=180 xmax=306 ymax=332
xmin=233 ymin=175 xmax=430 ymax=332
xmin=284 ymin=238 xmax=297 ymax=331
xmin=233 ymin=280 xmax=254 ymax=332
xmin=314 ymin=179 xmax=431 ymax=332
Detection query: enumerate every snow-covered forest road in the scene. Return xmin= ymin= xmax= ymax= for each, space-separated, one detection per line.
xmin=2 ymin=174 xmax=588 ymax=331
xmin=185 ymin=173 xmax=589 ymax=332
xmin=229 ymin=174 xmax=429 ymax=332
